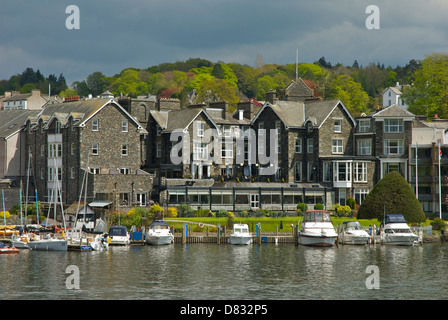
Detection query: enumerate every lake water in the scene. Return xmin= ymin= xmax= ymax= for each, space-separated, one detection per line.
xmin=1 ymin=242 xmax=448 ymax=301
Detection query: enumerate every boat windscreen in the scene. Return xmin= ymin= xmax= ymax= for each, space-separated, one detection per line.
xmin=385 ymin=215 xmax=407 ymax=224
xmin=109 ymin=227 xmax=127 ymax=236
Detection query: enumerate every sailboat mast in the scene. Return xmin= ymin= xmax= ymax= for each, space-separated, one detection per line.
xmin=2 ymin=190 xmax=6 ymax=237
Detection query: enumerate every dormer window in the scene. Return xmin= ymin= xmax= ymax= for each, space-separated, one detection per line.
xmin=307 ymin=122 xmax=313 ymax=132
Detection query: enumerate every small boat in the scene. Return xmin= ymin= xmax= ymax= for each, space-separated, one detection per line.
xmin=379 ymin=214 xmax=419 ymax=246
xmin=10 ymin=234 xmax=32 ymax=249
xmin=298 ymin=210 xmax=338 ymax=247
xmin=229 ymin=224 xmax=252 ymax=245
xmin=0 ymin=239 xmax=19 ymax=254
xmin=67 ymin=232 xmax=109 ymax=251
xmin=339 ymin=221 xmax=371 ymax=245
xmin=108 ymin=226 xmax=130 ymax=246
xmin=145 ymin=221 xmax=174 ymax=245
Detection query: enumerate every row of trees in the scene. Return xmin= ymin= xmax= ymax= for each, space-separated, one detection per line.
xmin=0 ymin=67 xmax=68 ymax=96
xmin=62 ymin=56 xmax=420 ymax=116
xmin=4 ymin=53 xmax=448 ymax=119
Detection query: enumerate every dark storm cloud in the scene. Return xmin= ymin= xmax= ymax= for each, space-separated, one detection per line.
xmin=0 ymin=0 xmax=447 ymax=84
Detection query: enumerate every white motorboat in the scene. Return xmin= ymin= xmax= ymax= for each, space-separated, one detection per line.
xmin=229 ymin=223 xmax=252 ymax=245
xmin=108 ymin=226 xmax=130 ymax=246
xmin=145 ymin=221 xmax=174 ymax=245
xmin=298 ymin=210 xmax=338 ymax=247
xmin=379 ymin=214 xmax=419 ymax=246
xmin=339 ymin=221 xmax=371 ymax=245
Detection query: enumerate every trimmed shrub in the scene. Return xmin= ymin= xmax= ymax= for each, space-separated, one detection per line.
xmin=357 ymin=171 xmax=426 ymax=223
xmin=314 ymin=203 xmax=324 ymax=210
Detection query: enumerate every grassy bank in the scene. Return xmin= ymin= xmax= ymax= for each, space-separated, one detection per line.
xmin=166 ymin=216 xmax=380 ymax=233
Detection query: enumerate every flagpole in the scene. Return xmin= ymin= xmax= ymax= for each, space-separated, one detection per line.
xmin=416 ymin=142 xmax=418 ymax=199
xmin=438 ymin=141 xmax=442 ymax=219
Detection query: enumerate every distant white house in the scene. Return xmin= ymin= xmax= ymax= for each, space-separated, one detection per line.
xmin=2 ymin=90 xmax=48 ymax=110
xmin=383 ymin=82 xmax=409 ymax=110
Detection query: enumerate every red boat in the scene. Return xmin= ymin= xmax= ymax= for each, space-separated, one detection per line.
xmin=0 ymin=241 xmax=19 ymax=254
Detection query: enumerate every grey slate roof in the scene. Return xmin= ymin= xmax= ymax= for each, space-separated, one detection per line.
xmin=372 ymin=104 xmax=415 ymax=118
xmin=0 ymin=110 xmax=40 ymax=139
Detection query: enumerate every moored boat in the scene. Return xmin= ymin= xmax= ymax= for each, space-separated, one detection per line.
xmin=145 ymin=221 xmax=174 ymax=245
xmin=339 ymin=221 xmax=371 ymax=245
xmin=108 ymin=226 xmax=130 ymax=246
xmin=27 ymin=234 xmax=68 ymax=251
xmin=229 ymin=223 xmax=252 ymax=245
xmin=0 ymin=240 xmax=19 ymax=254
xmin=298 ymin=210 xmax=338 ymax=247
xmin=379 ymin=214 xmax=419 ymax=246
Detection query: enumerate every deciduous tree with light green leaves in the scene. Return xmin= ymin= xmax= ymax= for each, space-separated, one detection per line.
xmin=403 ymin=53 xmax=448 ymax=118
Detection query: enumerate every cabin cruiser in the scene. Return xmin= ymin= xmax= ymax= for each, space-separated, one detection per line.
xmin=145 ymin=221 xmax=174 ymax=245
xmin=298 ymin=210 xmax=338 ymax=247
xmin=108 ymin=226 xmax=130 ymax=246
xmin=229 ymin=223 xmax=252 ymax=245
xmin=339 ymin=221 xmax=371 ymax=245
xmin=379 ymin=214 xmax=419 ymax=246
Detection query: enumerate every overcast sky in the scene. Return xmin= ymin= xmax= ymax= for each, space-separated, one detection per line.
xmin=1 ymin=0 xmax=448 ymax=85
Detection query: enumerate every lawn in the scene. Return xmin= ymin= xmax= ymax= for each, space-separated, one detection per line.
xmin=165 ymin=216 xmax=380 ymax=233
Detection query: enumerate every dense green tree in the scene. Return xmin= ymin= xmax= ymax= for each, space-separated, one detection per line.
xmin=86 ymin=71 xmax=108 ymax=96
xmin=327 ymin=74 xmax=369 ymax=116
xmin=403 ymin=53 xmax=448 ymax=118
xmin=357 ymin=171 xmax=426 ymax=223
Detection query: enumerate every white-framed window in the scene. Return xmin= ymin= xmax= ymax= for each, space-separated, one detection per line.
xmin=121 ymin=120 xmax=128 ymax=132
xmin=294 ymin=162 xmax=302 ymax=182
xmin=222 ymin=125 xmax=231 ymax=138
xmin=332 ymin=139 xmax=343 ymax=154
xmin=40 ymin=145 xmax=44 ymax=156
xmin=323 ymin=161 xmax=331 ymax=182
xmin=71 ymin=143 xmax=75 ymax=155
xmin=384 ymin=139 xmax=404 ymax=155
xmin=295 ymin=138 xmax=302 ymax=153
xmin=334 ymin=119 xmax=342 ymax=133
xmin=307 ymin=138 xmax=314 ymax=153
xmin=193 ymin=142 xmax=208 ymax=161
xmin=384 ymin=119 xmax=403 ymax=133
xmin=70 ymin=167 xmax=75 ymax=179
xmin=92 ymin=119 xmax=99 ymax=131
xmin=354 ymin=189 xmax=369 ymax=205
xmin=358 ymin=119 xmax=370 ymax=132
xmin=48 ymin=143 xmax=62 ymax=158
xmin=197 ymin=122 xmax=204 ymax=137
xmin=354 ymin=161 xmax=368 ymax=182
xmin=334 ymin=161 xmax=352 ymax=183
xmin=221 ymin=141 xmax=233 ymax=158
xmin=156 ymin=143 xmax=162 ymax=158
xmin=382 ymin=161 xmax=406 ymax=178
xmin=92 ymin=143 xmax=99 ymax=155
xmin=40 ymin=168 xmax=44 ymax=179
xmin=357 ymin=139 xmax=371 ymax=155
xmin=121 ymin=144 xmax=128 ymax=156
